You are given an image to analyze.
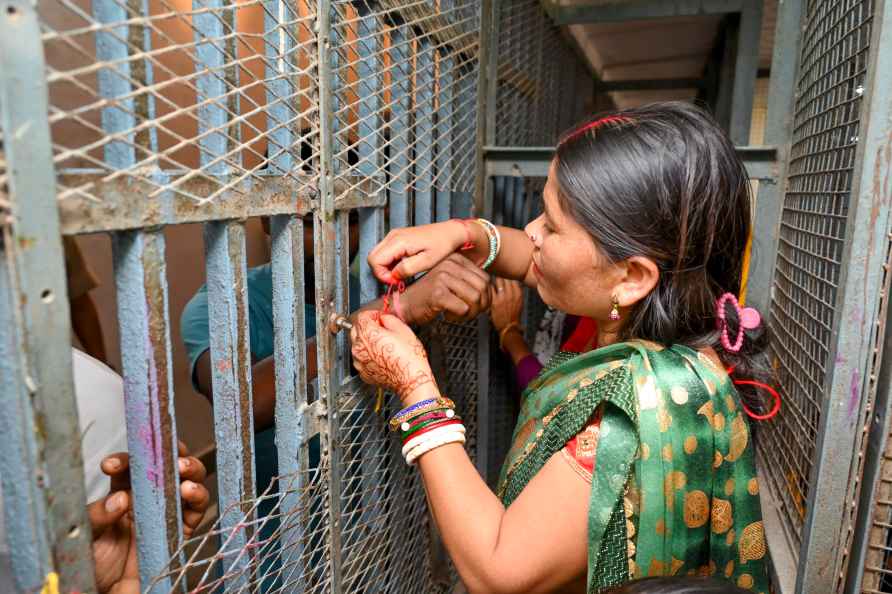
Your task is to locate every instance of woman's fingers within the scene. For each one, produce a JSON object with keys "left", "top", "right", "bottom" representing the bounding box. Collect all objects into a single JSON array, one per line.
[{"left": 368, "top": 233, "right": 418, "bottom": 283}]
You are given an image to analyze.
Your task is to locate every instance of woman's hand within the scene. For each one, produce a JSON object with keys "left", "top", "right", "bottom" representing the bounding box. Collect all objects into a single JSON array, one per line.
[
  {"left": 350, "top": 311, "right": 436, "bottom": 404},
  {"left": 90, "top": 443, "right": 210, "bottom": 594},
  {"left": 489, "top": 277, "right": 524, "bottom": 332},
  {"left": 368, "top": 221, "right": 472, "bottom": 284}
]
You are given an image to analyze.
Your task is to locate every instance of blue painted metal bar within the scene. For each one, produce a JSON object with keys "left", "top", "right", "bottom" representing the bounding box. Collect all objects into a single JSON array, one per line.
[
  {"left": 0, "top": 2, "right": 95, "bottom": 590},
  {"left": 112, "top": 230, "right": 183, "bottom": 589},
  {"left": 356, "top": 5, "right": 384, "bottom": 305},
  {"left": 414, "top": 38, "right": 435, "bottom": 226},
  {"left": 194, "top": 0, "right": 231, "bottom": 175},
  {"left": 388, "top": 24, "right": 412, "bottom": 231},
  {"left": 435, "top": 53, "right": 454, "bottom": 223},
  {"left": 315, "top": 1, "right": 345, "bottom": 590},
  {"left": 263, "top": 0, "right": 297, "bottom": 173},
  {"left": 204, "top": 221, "right": 257, "bottom": 588},
  {"left": 269, "top": 214, "right": 307, "bottom": 590},
  {"left": 0, "top": 238, "right": 54, "bottom": 592},
  {"left": 91, "top": 0, "right": 136, "bottom": 167},
  {"left": 193, "top": 2, "right": 256, "bottom": 585}
]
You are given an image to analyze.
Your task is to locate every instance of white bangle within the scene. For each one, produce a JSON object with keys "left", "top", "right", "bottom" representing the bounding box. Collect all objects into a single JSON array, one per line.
[
  {"left": 401, "top": 424, "right": 466, "bottom": 459},
  {"left": 474, "top": 218, "right": 501, "bottom": 270},
  {"left": 406, "top": 432, "right": 466, "bottom": 465}
]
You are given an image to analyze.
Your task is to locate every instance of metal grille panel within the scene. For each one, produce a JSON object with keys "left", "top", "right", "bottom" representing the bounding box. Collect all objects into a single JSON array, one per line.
[
  {"left": 494, "top": 0, "right": 590, "bottom": 147},
  {"left": 762, "top": 0, "right": 874, "bottom": 548},
  {"left": 40, "top": 0, "right": 320, "bottom": 216}
]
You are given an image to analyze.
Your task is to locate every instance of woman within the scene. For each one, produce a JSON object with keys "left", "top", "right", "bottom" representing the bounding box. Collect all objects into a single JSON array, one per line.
[{"left": 350, "top": 102, "right": 771, "bottom": 593}]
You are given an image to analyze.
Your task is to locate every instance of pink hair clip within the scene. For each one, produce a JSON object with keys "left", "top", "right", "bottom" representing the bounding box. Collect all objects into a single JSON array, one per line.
[{"left": 716, "top": 293, "right": 761, "bottom": 353}]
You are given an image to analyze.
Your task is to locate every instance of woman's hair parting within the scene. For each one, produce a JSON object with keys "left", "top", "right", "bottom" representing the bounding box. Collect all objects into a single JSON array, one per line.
[
  {"left": 604, "top": 576, "right": 753, "bottom": 594},
  {"left": 554, "top": 101, "right": 773, "bottom": 413}
]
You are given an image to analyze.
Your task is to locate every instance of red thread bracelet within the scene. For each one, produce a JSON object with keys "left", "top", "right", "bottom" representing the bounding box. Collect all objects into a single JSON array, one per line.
[{"left": 452, "top": 218, "right": 475, "bottom": 251}]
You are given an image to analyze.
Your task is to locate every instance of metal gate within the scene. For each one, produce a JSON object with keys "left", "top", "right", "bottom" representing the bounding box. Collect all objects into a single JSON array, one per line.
[{"left": 0, "top": 0, "right": 593, "bottom": 592}]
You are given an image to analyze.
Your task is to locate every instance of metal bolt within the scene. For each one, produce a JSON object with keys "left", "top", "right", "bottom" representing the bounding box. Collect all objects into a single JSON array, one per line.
[{"left": 328, "top": 312, "right": 353, "bottom": 334}]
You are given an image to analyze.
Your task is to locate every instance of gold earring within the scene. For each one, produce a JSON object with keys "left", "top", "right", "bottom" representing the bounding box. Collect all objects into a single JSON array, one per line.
[{"left": 609, "top": 295, "right": 620, "bottom": 321}]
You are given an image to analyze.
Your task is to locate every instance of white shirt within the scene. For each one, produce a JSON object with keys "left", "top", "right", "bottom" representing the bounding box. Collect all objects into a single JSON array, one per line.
[{"left": 0, "top": 349, "right": 128, "bottom": 556}]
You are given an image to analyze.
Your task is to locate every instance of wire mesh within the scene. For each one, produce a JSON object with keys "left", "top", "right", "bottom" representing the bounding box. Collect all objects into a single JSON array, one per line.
[
  {"left": 761, "top": 0, "right": 875, "bottom": 551},
  {"left": 39, "top": 0, "right": 319, "bottom": 209},
  {"left": 328, "top": 0, "right": 480, "bottom": 201},
  {"left": 494, "top": 0, "right": 590, "bottom": 147},
  {"left": 335, "top": 388, "right": 444, "bottom": 594},
  {"left": 146, "top": 456, "right": 333, "bottom": 594}
]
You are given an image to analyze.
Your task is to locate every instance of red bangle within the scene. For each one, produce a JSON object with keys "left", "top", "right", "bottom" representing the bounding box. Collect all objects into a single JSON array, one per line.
[{"left": 402, "top": 419, "right": 463, "bottom": 446}]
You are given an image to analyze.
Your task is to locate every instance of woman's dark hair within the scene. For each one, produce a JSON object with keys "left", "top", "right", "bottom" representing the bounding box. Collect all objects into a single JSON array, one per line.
[
  {"left": 604, "top": 576, "right": 752, "bottom": 594},
  {"left": 554, "top": 101, "right": 772, "bottom": 412}
]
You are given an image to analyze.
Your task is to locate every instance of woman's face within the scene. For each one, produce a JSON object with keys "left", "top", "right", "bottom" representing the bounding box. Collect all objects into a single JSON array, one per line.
[{"left": 524, "top": 162, "right": 622, "bottom": 322}]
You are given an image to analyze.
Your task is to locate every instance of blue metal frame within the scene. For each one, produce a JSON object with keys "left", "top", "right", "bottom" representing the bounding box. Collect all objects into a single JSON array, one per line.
[
  {"left": 798, "top": 0, "right": 892, "bottom": 591},
  {"left": 0, "top": 0, "right": 95, "bottom": 589}
]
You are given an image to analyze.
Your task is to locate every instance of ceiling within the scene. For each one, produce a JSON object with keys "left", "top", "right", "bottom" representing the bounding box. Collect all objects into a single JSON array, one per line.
[{"left": 557, "top": 0, "right": 777, "bottom": 108}]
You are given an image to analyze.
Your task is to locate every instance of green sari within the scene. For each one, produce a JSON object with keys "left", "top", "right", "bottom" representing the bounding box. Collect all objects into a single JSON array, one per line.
[{"left": 496, "top": 340, "right": 769, "bottom": 593}]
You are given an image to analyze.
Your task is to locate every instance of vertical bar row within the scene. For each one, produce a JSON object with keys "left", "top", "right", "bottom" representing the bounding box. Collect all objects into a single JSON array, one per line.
[
  {"left": 112, "top": 231, "right": 184, "bottom": 588},
  {"left": 269, "top": 214, "right": 307, "bottom": 589},
  {"left": 0, "top": 2, "right": 96, "bottom": 590},
  {"left": 414, "top": 38, "right": 435, "bottom": 226},
  {"left": 204, "top": 221, "right": 257, "bottom": 587},
  {"left": 315, "top": 1, "right": 345, "bottom": 592},
  {"left": 435, "top": 52, "right": 454, "bottom": 223},
  {"left": 389, "top": 25, "right": 412, "bottom": 231}
]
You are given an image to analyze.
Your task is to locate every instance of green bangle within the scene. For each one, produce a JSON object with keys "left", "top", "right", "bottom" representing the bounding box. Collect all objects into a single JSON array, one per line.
[{"left": 401, "top": 414, "right": 461, "bottom": 441}]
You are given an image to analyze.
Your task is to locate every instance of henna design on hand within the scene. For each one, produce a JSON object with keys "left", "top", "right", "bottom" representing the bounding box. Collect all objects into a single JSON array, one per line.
[{"left": 351, "top": 316, "right": 435, "bottom": 401}]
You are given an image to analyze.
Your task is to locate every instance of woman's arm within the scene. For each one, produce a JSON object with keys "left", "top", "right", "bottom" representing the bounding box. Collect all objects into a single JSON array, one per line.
[
  {"left": 350, "top": 312, "right": 590, "bottom": 594},
  {"left": 368, "top": 220, "right": 537, "bottom": 288},
  {"left": 412, "top": 387, "right": 589, "bottom": 594}
]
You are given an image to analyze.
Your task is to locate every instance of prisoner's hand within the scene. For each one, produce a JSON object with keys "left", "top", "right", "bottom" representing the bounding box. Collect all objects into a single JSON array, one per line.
[
  {"left": 489, "top": 277, "right": 524, "bottom": 331},
  {"left": 90, "top": 444, "right": 210, "bottom": 594},
  {"left": 402, "top": 254, "right": 492, "bottom": 326},
  {"left": 350, "top": 311, "right": 436, "bottom": 404}
]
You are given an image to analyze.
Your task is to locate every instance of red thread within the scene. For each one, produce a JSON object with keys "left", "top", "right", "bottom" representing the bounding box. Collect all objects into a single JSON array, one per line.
[
  {"left": 561, "top": 115, "right": 632, "bottom": 145},
  {"left": 453, "top": 218, "right": 476, "bottom": 251},
  {"left": 378, "top": 279, "right": 406, "bottom": 325}
]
